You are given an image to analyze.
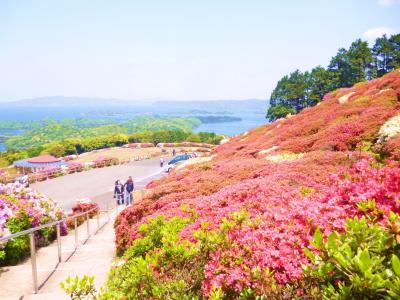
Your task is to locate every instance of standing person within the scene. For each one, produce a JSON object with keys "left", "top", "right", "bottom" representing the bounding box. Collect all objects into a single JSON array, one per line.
[
  {"left": 113, "top": 180, "right": 124, "bottom": 205},
  {"left": 160, "top": 157, "right": 164, "bottom": 168},
  {"left": 172, "top": 148, "right": 176, "bottom": 156},
  {"left": 124, "top": 176, "right": 134, "bottom": 205}
]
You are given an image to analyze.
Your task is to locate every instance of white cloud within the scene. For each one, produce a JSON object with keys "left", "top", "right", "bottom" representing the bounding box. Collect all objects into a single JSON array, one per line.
[
  {"left": 363, "top": 27, "right": 396, "bottom": 40},
  {"left": 377, "top": 0, "right": 400, "bottom": 6}
]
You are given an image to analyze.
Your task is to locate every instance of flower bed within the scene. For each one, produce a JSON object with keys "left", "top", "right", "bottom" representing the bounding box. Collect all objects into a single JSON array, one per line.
[
  {"left": 63, "top": 155, "right": 78, "bottom": 161},
  {"left": 102, "top": 71, "right": 400, "bottom": 299},
  {"left": 93, "top": 157, "right": 119, "bottom": 168},
  {"left": 66, "top": 200, "right": 100, "bottom": 229},
  {"left": 161, "top": 142, "right": 215, "bottom": 148},
  {"left": 0, "top": 169, "right": 14, "bottom": 184},
  {"left": 0, "top": 184, "right": 67, "bottom": 265},
  {"left": 126, "top": 143, "right": 155, "bottom": 149},
  {"left": 67, "top": 162, "right": 84, "bottom": 173}
]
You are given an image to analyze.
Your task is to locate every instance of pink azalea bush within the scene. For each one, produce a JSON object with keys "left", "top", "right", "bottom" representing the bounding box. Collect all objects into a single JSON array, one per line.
[
  {"left": 0, "top": 183, "right": 67, "bottom": 265},
  {"left": 93, "top": 156, "right": 119, "bottom": 168},
  {"left": 67, "top": 162, "right": 84, "bottom": 173},
  {"left": 126, "top": 142, "right": 155, "bottom": 149}
]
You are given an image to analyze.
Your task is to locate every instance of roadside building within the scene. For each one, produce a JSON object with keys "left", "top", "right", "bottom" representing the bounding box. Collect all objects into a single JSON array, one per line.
[{"left": 13, "top": 155, "right": 67, "bottom": 174}]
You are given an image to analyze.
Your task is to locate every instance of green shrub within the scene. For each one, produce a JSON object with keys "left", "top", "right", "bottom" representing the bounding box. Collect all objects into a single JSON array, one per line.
[
  {"left": 304, "top": 214, "right": 400, "bottom": 299},
  {"left": 2, "top": 213, "right": 31, "bottom": 265},
  {"left": 101, "top": 216, "right": 203, "bottom": 299},
  {"left": 60, "top": 275, "right": 97, "bottom": 300}
]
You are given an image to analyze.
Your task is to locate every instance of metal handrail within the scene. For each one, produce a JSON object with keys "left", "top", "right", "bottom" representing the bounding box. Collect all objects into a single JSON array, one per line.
[
  {"left": 0, "top": 206, "right": 99, "bottom": 242},
  {"left": 0, "top": 201, "right": 116, "bottom": 294}
]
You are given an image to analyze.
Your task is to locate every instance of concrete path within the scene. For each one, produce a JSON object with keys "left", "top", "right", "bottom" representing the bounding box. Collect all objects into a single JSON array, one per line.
[
  {"left": 0, "top": 210, "right": 116, "bottom": 300},
  {"left": 31, "top": 157, "right": 169, "bottom": 211}
]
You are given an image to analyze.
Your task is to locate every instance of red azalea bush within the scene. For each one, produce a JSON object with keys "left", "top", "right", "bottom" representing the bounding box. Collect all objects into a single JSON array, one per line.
[
  {"left": 127, "top": 143, "right": 155, "bottom": 148},
  {"left": 110, "top": 70, "right": 400, "bottom": 298},
  {"left": 383, "top": 135, "right": 400, "bottom": 160},
  {"left": 63, "top": 155, "right": 77, "bottom": 161},
  {"left": 161, "top": 142, "right": 215, "bottom": 148},
  {"left": 34, "top": 167, "right": 63, "bottom": 179},
  {"left": 66, "top": 201, "right": 99, "bottom": 229},
  {"left": 93, "top": 157, "right": 119, "bottom": 168},
  {"left": 67, "top": 162, "right": 84, "bottom": 173},
  {"left": 29, "top": 172, "right": 47, "bottom": 183}
]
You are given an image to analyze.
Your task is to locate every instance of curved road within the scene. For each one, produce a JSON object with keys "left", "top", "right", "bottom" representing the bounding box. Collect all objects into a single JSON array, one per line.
[{"left": 31, "top": 157, "right": 169, "bottom": 211}]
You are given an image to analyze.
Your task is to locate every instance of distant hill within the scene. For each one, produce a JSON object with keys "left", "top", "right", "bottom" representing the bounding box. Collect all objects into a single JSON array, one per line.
[
  {"left": 156, "top": 99, "right": 266, "bottom": 110},
  {"left": 2, "top": 96, "right": 266, "bottom": 110},
  {"left": 3, "top": 96, "right": 137, "bottom": 107}
]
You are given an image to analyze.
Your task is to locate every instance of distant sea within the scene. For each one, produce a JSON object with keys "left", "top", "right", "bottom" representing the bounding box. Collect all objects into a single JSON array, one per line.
[{"left": 0, "top": 101, "right": 268, "bottom": 151}]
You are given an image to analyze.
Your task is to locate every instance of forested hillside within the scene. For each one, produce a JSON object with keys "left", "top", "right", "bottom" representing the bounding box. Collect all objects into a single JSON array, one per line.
[
  {"left": 267, "top": 33, "right": 400, "bottom": 121},
  {"left": 0, "top": 116, "right": 223, "bottom": 167},
  {"left": 104, "top": 70, "right": 400, "bottom": 299},
  {"left": 5, "top": 116, "right": 200, "bottom": 150}
]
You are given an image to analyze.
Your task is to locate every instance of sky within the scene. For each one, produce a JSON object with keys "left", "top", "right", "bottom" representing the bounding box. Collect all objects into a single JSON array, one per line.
[{"left": 0, "top": 0, "right": 399, "bottom": 102}]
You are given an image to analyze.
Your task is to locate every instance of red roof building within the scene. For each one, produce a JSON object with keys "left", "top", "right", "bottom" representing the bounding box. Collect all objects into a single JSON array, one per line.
[{"left": 27, "top": 155, "right": 61, "bottom": 164}]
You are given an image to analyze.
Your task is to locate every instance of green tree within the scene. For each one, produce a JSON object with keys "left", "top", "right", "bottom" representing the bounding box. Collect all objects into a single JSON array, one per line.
[
  {"left": 373, "top": 34, "right": 394, "bottom": 76},
  {"left": 128, "top": 131, "right": 153, "bottom": 143},
  {"left": 329, "top": 40, "right": 375, "bottom": 86},
  {"left": 347, "top": 39, "right": 376, "bottom": 81},
  {"left": 267, "top": 33, "right": 400, "bottom": 121},
  {"left": 186, "top": 133, "right": 201, "bottom": 143},
  {"left": 388, "top": 34, "right": 400, "bottom": 71},
  {"left": 266, "top": 70, "right": 308, "bottom": 121},
  {"left": 328, "top": 48, "right": 353, "bottom": 87},
  {"left": 41, "top": 142, "right": 67, "bottom": 157},
  {"left": 305, "top": 66, "right": 338, "bottom": 106},
  {"left": 266, "top": 104, "right": 296, "bottom": 121}
]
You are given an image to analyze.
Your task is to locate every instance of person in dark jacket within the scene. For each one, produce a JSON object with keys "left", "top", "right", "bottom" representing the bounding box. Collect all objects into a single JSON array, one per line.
[
  {"left": 114, "top": 180, "right": 124, "bottom": 205},
  {"left": 160, "top": 157, "right": 164, "bottom": 167},
  {"left": 124, "top": 176, "right": 134, "bottom": 205}
]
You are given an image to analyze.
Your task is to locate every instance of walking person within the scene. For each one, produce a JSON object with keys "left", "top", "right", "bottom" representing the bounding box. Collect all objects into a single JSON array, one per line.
[
  {"left": 113, "top": 180, "right": 124, "bottom": 205},
  {"left": 124, "top": 176, "right": 134, "bottom": 205},
  {"left": 172, "top": 149, "right": 176, "bottom": 156},
  {"left": 160, "top": 157, "right": 164, "bottom": 168}
]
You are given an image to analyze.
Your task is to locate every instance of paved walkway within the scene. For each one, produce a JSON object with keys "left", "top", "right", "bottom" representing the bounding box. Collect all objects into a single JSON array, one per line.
[
  {"left": 0, "top": 208, "right": 116, "bottom": 300},
  {"left": 31, "top": 157, "right": 169, "bottom": 211}
]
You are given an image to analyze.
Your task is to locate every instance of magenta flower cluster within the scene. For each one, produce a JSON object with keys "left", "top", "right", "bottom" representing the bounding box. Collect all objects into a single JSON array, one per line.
[{"left": 0, "top": 183, "right": 67, "bottom": 242}]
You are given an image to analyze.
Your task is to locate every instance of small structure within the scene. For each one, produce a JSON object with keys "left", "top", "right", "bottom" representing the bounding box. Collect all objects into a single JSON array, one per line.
[{"left": 13, "top": 155, "right": 67, "bottom": 174}]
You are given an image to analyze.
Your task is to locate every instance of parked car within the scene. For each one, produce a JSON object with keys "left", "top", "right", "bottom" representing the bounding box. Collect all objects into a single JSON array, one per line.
[
  {"left": 164, "top": 154, "right": 191, "bottom": 173},
  {"left": 15, "top": 175, "right": 29, "bottom": 187},
  {"left": 168, "top": 154, "right": 191, "bottom": 166}
]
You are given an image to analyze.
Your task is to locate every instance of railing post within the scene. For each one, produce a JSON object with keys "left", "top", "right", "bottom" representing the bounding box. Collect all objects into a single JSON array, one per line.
[
  {"left": 97, "top": 210, "right": 100, "bottom": 231},
  {"left": 74, "top": 217, "right": 78, "bottom": 248},
  {"left": 29, "top": 233, "right": 38, "bottom": 294},
  {"left": 107, "top": 202, "right": 110, "bottom": 222},
  {"left": 86, "top": 212, "right": 90, "bottom": 238},
  {"left": 56, "top": 223, "right": 61, "bottom": 263}
]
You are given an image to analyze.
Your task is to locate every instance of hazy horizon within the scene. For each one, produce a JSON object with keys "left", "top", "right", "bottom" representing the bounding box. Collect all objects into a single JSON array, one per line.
[
  {"left": 1, "top": 0, "right": 399, "bottom": 102},
  {"left": 1, "top": 95, "right": 266, "bottom": 105}
]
